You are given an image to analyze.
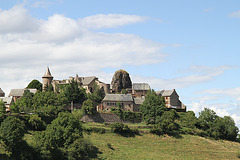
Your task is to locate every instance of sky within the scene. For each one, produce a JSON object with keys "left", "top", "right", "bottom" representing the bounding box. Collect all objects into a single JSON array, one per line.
[{"left": 0, "top": 0, "right": 240, "bottom": 128}]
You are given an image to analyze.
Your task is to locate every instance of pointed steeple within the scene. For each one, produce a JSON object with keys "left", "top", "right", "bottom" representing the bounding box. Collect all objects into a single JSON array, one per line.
[{"left": 42, "top": 67, "right": 53, "bottom": 78}]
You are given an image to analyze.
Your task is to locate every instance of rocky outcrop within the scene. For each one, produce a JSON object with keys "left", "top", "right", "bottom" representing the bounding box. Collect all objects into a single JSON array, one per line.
[{"left": 111, "top": 69, "right": 132, "bottom": 93}]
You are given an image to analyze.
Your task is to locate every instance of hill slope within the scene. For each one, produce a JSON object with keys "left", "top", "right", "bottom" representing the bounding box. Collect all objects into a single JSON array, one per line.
[{"left": 84, "top": 132, "right": 240, "bottom": 160}]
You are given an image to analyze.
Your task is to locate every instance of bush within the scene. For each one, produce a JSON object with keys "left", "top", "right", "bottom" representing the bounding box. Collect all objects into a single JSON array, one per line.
[
  {"left": 28, "top": 114, "right": 46, "bottom": 131},
  {"left": 110, "top": 122, "right": 131, "bottom": 134},
  {"left": 84, "top": 127, "right": 106, "bottom": 134}
]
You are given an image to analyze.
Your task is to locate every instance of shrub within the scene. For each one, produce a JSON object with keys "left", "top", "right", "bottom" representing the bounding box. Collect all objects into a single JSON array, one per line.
[
  {"left": 28, "top": 114, "right": 46, "bottom": 131},
  {"left": 110, "top": 122, "right": 131, "bottom": 134},
  {"left": 85, "top": 127, "right": 106, "bottom": 134}
]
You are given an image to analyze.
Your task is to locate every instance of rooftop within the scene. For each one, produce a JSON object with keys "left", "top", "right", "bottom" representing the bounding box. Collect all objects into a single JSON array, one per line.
[
  {"left": 133, "top": 83, "right": 150, "bottom": 90},
  {"left": 103, "top": 94, "right": 133, "bottom": 102}
]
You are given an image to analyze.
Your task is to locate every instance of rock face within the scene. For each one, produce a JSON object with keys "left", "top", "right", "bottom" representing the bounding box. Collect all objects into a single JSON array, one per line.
[{"left": 111, "top": 69, "right": 132, "bottom": 93}]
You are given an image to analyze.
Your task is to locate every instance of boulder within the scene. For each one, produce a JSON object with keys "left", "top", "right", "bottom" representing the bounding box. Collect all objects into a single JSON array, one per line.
[{"left": 111, "top": 69, "right": 132, "bottom": 93}]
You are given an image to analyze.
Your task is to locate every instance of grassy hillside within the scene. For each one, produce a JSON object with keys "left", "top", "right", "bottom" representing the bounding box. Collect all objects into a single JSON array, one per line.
[{"left": 84, "top": 132, "right": 240, "bottom": 160}]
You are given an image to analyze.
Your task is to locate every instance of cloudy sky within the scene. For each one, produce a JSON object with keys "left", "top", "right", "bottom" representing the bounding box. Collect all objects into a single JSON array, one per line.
[{"left": 0, "top": 0, "right": 240, "bottom": 128}]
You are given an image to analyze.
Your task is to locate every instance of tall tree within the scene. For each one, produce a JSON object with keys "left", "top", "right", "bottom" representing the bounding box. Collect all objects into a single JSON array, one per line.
[
  {"left": 198, "top": 108, "right": 218, "bottom": 130},
  {"left": 26, "top": 79, "right": 42, "bottom": 91},
  {"left": 64, "top": 79, "right": 86, "bottom": 104},
  {"left": 139, "top": 89, "right": 166, "bottom": 124}
]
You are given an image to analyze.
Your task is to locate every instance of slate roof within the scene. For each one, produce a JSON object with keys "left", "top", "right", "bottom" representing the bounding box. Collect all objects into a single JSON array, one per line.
[
  {"left": 156, "top": 89, "right": 175, "bottom": 97},
  {"left": 9, "top": 89, "right": 37, "bottom": 97},
  {"left": 42, "top": 67, "right": 53, "bottom": 78},
  {"left": 0, "top": 97, "right": 13, "bottom": 105},
  {"left": 132, "top": 83, "right": 150, "bottom": 90},
  {"left": 80, "top": 76, "right": 97, "bottom": 85},
  {"left": 133, "top": 97, "right": 145, "bottom": 105},
  {"left": 103, "top": 94, "right": 133, "bottom": 102},
  {"left": 0, "top": 88, "right": 4, "bottom": 94}
]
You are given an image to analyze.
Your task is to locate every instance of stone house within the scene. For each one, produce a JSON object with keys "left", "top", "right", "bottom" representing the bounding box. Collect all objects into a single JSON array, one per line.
[
  {"left": 156, "top": 89, "right": 186, "bottom": 110},
  {"left": 99, "top": 94, "right": 134, "bottom": 111},
  {"left": 9, "top": 88, "right": 37, "bottom": 102},
  {"left": 0, "top": 97, "right": 13, "bottom": 112},
  {"left": 133, "top": 97, "right": 145, "bottom": 112},
  {"left": 132, "top": 83, "right": 150, "bottom": 98},
  {"left": 0, "top": 88, "right": 5, "bottom": 97}
]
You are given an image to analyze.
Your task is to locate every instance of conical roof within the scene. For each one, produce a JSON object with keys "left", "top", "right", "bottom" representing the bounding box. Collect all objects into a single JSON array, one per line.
[{"left": 42, "top": 67, "right": 53, "bottom": 78}]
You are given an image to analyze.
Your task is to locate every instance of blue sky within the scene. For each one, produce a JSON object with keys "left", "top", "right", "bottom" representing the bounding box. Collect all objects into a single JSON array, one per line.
[{"left": 0, "top": 0, "right": 240, "bottom": 128}]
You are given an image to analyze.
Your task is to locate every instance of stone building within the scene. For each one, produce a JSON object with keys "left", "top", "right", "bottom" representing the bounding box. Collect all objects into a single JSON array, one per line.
[
  {"left": 99, "top": 94, "right": 134, "bottom": 111},
  {"left": 132, "top": 83, "right": 150, "bottom": 98},
  {"left": 9, "top": 88, "right": 37, "bottom": 102},
  {"left": 156, "top": 89, "right": 186, "bottom": 110},
  {"left": 0, "top": 88, "right": 5, "bottom": 97}
]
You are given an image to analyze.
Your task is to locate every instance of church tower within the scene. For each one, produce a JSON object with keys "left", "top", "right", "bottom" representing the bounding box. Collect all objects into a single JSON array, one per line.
[{"left": 42, "top": 67, "right": 54, "bottom": 91}]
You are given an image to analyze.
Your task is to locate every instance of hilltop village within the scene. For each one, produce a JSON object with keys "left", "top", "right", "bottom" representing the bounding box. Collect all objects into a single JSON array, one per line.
[{"left": 0, "top": 67, "right": 186, "bottom": 113}]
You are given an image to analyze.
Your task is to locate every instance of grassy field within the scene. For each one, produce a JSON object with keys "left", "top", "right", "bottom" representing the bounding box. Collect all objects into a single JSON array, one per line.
[{"left": 84, "top": 132, "right": 240, "bottom": 160}]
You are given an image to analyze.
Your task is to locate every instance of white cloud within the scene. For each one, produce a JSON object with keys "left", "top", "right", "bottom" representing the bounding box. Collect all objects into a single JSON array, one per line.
[
  {"left": 78, "top": 14, "right": 148, "bottom": 29},
  {"left": 229, "top": 10, "right": 240, "bottom": 18},
  {"left": 0, "top": 5, "right": 39, "bottom": 33}
]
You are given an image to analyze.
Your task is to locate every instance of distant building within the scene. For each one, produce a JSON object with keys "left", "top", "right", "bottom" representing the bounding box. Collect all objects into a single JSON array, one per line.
[
  {"left": 9, "top": 88, "right": 37, "bottom": 102},
  {"left": 42, "top": 67, "right": 54, "bottom": 91},
  {"left": 132, "top": 83, "right": 150, "bottom": 98},
  {"left": 0, "top": 97, "right": 13, "bottom": 112},
  {"left": 156, "top": 89, "right": 186, "bottom": 111},
  {"left": 133, "top": 97, "right": 145, "bottom": 112},
  {"left": 100, "top": 94, "right": 134, "bottom": 111},
  {"left": 0, "top": 88, "right": 5, "bottom": 97}
]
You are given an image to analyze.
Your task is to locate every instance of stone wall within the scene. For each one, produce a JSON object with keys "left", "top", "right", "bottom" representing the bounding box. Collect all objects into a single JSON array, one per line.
[{"left": 81, "top": 113, "right": 126, "bottom": 123}]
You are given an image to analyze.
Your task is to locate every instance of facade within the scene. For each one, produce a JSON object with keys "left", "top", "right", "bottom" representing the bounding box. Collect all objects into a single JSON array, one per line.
[
  {"left": 0, "top": 97, "right": 13, "bottom": 112},
  {"left": 133, "top": 97, "right": 145, "bottom": 112},
  {"left": 132, "top": 83, "right": 150, "bottom": 98},
  {"left": 100, "top": 94, "right": 134, "bottom": 111},
  {"left": 156, "top": 89, "right": 186, "bottom": 110},
  {"left": 9, "top": 88, "right": 37, "bottom": 102},
  {"left": 0, "top": 88, "right": 5, "bottom": 97}
]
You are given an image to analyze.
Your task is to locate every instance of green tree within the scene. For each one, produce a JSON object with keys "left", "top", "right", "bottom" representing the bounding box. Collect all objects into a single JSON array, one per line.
[
  {"left": 27, "top": 79, "right": 42, "bottom": 91},
  {"left": 139, "top": 89, "right": 166, "bottom": 124},
  {"left": 211, "top": 116, "right": 239, "bottom": 141},
  {"left": 198, "top": 108, "right": 218, "bottom": 130},
  {"left": 87, "top": 82, "right": 105, "bottom": 105},
  {"left": 28, "top": 114, "right": 46, "bottom": 131},
  {"left": 0, "top": 116, "right": 25, "bottom": 159},
  {"left": 0, "top": 99, "right": 6, "bottom": 114},
  {"left": 179, "top": 111, "right": 200, "bottom": 128},
  {"left": 81, "top": 99, "right": 95, "bottom": 115},
  {"left": 35, "top": 112, "right": 83, "bottom": 159},
  {"left": 64, "top": 79, "right": 86, "bottom": 104}
]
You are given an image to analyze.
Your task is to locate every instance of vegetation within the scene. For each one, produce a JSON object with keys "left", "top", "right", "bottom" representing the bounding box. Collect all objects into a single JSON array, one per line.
[
  {"left": 139, "top": 89, "right": 166, "bottom": 124},
  {"left": 26, "top": 79, "right": 42, "bottom": 91}
]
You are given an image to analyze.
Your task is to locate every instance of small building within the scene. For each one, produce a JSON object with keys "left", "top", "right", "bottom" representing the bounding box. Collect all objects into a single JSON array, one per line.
[
  {"left": 0, "top": 97, "right": 13, "bottom": 112},
  {"left": 133, "top": 97, "right": 145, "bottom": 112},
  {"left": 0, "top": 88, "right": 5, "bottom": 97},
  {"left": 132, "top": 83, "right": 150, "bottom": 98},
  {"left": 100, "top": 94, "right": 134, "bottom": 111},
  {"left": 9, "top": 88, "right": 37, "bottom": 102},
  {"left": 156, "top": 89, "right": 186, "bottom": 111}
]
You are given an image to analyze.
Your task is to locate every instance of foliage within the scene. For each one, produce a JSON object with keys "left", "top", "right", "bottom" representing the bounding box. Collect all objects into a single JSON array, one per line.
[
  {"left": 87, "top": 82, "right": 105, "bottom": 105},
  {"left": 28, "top": 114, "right": 46, "bottom": 131},
  {"left": 26, "top": 79, "right": 42, "bottom": 91},
  {"left": 32, "top": 91, "right": 68, "bottom": 117},
  {"left": 211, "top": 116, "right": 239, "bottom": 141},
  {"left": 72, "top": 109, "right": 84, "bottom": 120},
  {"left": 84, "top": 127, "right": 106, "bottom": 134},
  {"left": 0, "top": 100, "right": 6, "bottom": 115},
  {"left": 139, "top": 89, "right": 166, "bottom": 124},
  {"left": 198, "top": 108, "right": 218, "bottom": 130},
  {"left": 121, "top": 89, "right": 127, "bottom": 94},
  {"left": 0, "top": 116, "right": 26, "bottom": 159},
  {"left": 35, "top": 112, "right": 84, "bottom": 159},
  {"left": 67, "top": 138, "right": 99, "bottom": 160},
  {"left": 64, "top": 79, "right": 86, "bottom": 104},
  {"left": 81, "top": 99, "right": 95, "bottom": 115},
  {"left": 110, "top": 122, "right": 132, "bottom": 134},
  {"left": 178, "top": 111, "right": 200, "bottom": 128},
  {"left": 150, "top": 110, "right": 180, "bottom": 135}
]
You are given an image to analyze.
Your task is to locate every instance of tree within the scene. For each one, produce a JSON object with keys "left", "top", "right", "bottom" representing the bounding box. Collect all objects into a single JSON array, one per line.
[
  {"left": 211, "top": 116, "right": 239, "bottom": 141},
  {"left": 198, "top": 108, "right": 218, "bottom": 130},
  {"left": 87, "top": 82, "right": 105, "bottom": 105},
  {"left": 139, "top": 89, "right": 166, "bottom": 124},
  {"left": 35, "top": 112, "right": 83, "bottom": 159},
  {"left": 179, "top": 111, "right": 200, "bottom": 128},
  {"left": 81, "top": 99, "right": 95, "bottom": 115},
  {"left": 64, "top": 79, "right": 86, "bottom": 104},
  {"left": 0, "top": 99, "right": 6, "bottom": 115},
  {"left": 0, "top": 116, "right": 25, "bottom": 159},
  {"left": 26, "top": 79, "right": 42, "bottom": 91}
]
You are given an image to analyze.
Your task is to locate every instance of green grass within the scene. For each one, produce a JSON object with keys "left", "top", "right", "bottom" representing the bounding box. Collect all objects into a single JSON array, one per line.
[{"left": 84, "top": 132, "right": 240, "bottom": 160}]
